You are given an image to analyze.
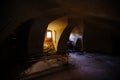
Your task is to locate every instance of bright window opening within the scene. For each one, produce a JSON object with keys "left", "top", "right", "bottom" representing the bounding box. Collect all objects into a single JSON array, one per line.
[{"left": 47, "top": 31, "right": 52, "bottom": 38}]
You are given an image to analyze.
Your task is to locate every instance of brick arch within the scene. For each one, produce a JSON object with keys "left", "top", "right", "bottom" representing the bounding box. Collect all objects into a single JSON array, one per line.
[
  {"left": 28, "top": 15, "right": 67, "bottom": 56},
  {"left": 57, "top": 19, "right": 79, "bottom": 53}
]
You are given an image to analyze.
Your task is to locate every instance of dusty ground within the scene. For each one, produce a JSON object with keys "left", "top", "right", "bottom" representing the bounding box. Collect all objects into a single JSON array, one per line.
[{"left": 21, "top": 52, "right": 120, "bottom": 80}]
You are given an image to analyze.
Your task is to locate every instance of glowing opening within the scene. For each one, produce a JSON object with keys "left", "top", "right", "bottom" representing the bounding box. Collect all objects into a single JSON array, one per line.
[{"left": 47, "top": 31, "right": 52, "bottom": 38}]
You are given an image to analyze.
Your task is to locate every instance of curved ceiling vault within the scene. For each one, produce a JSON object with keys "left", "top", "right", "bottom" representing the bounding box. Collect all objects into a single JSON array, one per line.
[{"left": 0, "top": 0, "right": 120, "bottom": 46}]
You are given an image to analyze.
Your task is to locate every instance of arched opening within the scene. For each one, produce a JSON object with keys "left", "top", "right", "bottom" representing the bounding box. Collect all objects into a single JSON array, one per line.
[
  {"left": 43, "top": 17, "right": 68, "bottom": 55},
  {"left": 57, "top": 19, "right": 84, "bottom": 54},
  {"left": 69, "top": 26, "right": 83, "bottom": 52}
]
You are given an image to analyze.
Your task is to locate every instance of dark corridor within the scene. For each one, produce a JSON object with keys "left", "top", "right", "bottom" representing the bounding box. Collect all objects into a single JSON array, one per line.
[{"left": 0, "top": 0, "right": 120, "bottom": 80}]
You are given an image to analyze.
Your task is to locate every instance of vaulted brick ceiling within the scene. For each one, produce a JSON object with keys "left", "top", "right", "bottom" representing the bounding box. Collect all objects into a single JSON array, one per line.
[{"left": 0, "top": 0, "right": 120, "bottom": 44}]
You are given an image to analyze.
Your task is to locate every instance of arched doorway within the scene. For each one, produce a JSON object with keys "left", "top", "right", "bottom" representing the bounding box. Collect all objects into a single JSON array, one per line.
[
  {"left": 57, "top": 19, "right": 84, "bottom": 53},
  {"left": 43, "top": 16, "right": 68, "bottom": 55},
  {"left": 69, "top": 27, "right": 83, "bottom": 52}
]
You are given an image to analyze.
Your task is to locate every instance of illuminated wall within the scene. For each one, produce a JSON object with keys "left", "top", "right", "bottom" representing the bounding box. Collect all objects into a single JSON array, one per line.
[
  {"left": 69, "top": 27, "right": 83, "bottom": 46},
  {"left": 69, "top": 20, "right": 84, "bottom": 51},
  {"left": 47, "top": 17, "right": 68, "bottom": 51}
]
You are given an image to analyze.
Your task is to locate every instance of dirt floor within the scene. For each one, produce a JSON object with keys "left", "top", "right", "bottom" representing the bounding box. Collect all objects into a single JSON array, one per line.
[{"left": 21, "top": 52, "right": 120, "bottom": 80}]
